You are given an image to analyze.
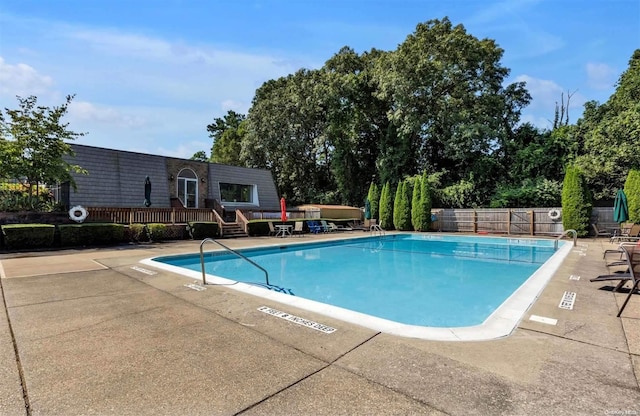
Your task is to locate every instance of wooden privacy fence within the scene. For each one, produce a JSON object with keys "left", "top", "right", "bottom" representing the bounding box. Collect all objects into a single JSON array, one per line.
[{"left": 432, "top": 207, "right": 615, "bottom": 236}]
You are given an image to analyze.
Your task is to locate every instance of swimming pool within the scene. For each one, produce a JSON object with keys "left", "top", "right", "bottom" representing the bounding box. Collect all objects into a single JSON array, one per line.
[{"left": 142, "top": 234, "right": 571, "bottom": 341}]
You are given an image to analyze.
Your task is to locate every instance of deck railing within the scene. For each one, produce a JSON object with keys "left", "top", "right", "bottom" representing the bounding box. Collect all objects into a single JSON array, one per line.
[{"left": 87, "top": 207, "right": 217, "bottom": 225}]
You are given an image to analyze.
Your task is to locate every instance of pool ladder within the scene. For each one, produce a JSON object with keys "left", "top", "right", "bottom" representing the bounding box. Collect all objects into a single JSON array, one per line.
[
  {"left": 199, "top": 238, "right": 270, "bottom": 286},
  {"left": 554, "top": 229, "right": 577, "bottom": 249},
  {"left": 370, "top": 224, "right": 385, "bottom": 237}
]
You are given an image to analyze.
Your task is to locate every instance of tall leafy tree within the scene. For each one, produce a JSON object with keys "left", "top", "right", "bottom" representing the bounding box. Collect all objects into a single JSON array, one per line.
[
  {"left": 242, "top": 70, "right": 332, "bottom": 204},
  {"left": 0, "top": 95, "right": 86, "bottom": 194},
  {"left": 323, "top": 47, "right": 391, "bottom": 205},
  {"left": 574, "top": 49, "right": 640, "bottom": 200},
  {"left": 373, "top": 17, "right": 530, "bottom": 200}
]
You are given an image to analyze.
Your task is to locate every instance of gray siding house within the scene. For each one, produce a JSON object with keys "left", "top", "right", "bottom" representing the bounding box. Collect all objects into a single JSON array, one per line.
[{"left": 61, "top": 144, "right": 281, "bottom": 211}]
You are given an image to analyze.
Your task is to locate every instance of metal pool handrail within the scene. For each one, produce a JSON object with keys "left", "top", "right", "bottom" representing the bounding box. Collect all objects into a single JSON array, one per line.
[
  {"left": 554, "top": 229, "right": 577, "bottom": 249},
  {"left": 199, "top": 238, "right": 270, "bottom": 286}
]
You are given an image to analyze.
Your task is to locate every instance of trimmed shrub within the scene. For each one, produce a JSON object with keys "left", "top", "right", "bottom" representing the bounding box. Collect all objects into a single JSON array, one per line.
[
  {"left": 147, "top": 223, "right": 167, "bottom": 241},
  {"left": 1, "top": 224, "right": 55, "bottom": 249},
  {"left": 187, "top": 222, "right": 220, "bottom": 239},
  {"left": 366, "top": 182, "right": 380, "bottom": 220},
  {"left": 129, "top": 223, "right": 149, "bottom": 242},
  {"left": 624, "top": 169, "right": 640, "bottom": 223},
  {"left": 561, "top": 166, "right": 592, "bottom": 237},
  {"left": 59, "top": 223, "right": 126, "bottom": 246}
]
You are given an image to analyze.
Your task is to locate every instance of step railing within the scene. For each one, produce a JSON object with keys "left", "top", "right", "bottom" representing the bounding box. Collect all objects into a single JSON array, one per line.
[
  {"left": 554, "top": 229, "right": 577, "bottom": 249},
  {"left": 370, "top": 224, "right": 386, "bottom": 237},
  {"left": 199, "top": 238, "right": 269, "bottom": 286}
]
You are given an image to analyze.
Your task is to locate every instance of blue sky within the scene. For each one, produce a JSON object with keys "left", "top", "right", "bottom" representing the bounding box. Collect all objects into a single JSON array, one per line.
[{"left": 0, "top": 0, "right": 638, "bottom": 159}]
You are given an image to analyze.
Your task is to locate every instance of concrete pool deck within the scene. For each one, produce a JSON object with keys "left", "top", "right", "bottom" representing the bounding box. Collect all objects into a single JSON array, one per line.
[{"left": 0, "top": 233, "right": 638, "bottom": 415}]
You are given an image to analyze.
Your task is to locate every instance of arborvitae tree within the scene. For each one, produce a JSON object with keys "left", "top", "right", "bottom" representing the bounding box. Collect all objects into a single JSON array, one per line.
[
  {"left": 411, "top": 175, "right": 422, "bottom": 231},
  {"left": 367, "top": 182, "right": 380, "bottom": 220},
  {"left": 379, "top": 182, "right": 394, "bottom": 229},
  {"left": 561, "top": 166, "right": 592, "bottom": 237},
  {"left": 393, "top": 181, "right": 403, "bottom": 229},
  {"left": 393, "top": 180, "right": 411, "bottom": 230},
  {"left": 418, "top": 170, "right": 433, "bottom": 231},
  {"left": 624, "top": 169, "right": 640, "bottom": 223}
]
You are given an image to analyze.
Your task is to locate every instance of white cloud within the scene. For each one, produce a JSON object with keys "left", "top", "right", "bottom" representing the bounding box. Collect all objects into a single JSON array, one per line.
[
  {"left": 69, "top": 100, "right": 147, "bottom": 128},
  {"left": 221, "top": 99, "right": 248, "bottom": 113},
  {"left": 0, "top": 56, "right": 54, "bottom": 97},
  {"left": 519, "top": 113, "right": 553, "bottom": 129},
  {"left": 515, "top": 74, "right": 586, "bottom": 113},
  {"left": 586, "top": 62, "right": 616, "bottom": 90},
  {"left": 155, "top": 141, "right": 211, "bottom": 160},
  {"left": 514, "top": 74, "right": 591, "bottom": 127},
  {"left": 515, "top": 75, "right": 563, "bottom": 110}
]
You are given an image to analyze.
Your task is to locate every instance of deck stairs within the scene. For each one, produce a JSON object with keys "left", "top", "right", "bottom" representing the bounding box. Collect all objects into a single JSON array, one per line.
[{"left": 220, "top": 223, "right": 248, "bottom": 238}]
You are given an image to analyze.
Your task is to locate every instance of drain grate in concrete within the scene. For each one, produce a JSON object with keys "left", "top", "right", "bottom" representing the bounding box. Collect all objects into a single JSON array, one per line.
[{"left": 559, "top": 291, "right": 576, "bottom": 310}]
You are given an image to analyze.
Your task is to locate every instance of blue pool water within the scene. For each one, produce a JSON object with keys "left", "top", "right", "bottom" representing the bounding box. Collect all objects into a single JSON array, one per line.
[{"left": 148, "top": 234, "right": 567, "bottom": 331}]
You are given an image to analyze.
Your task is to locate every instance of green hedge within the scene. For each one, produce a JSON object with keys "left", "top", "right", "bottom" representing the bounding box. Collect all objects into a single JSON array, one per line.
[
  {"left": 1, "top": 224, "right": 55, "bottom": 249},
  {"left": 129, "top": 223, "right": 148, "bottom": 242},
  {"left": 59, "top": 223, "right": 126, "bottom": 246},
  {"left": 187, "top": 222, "right": 220, "bottom": 239}
]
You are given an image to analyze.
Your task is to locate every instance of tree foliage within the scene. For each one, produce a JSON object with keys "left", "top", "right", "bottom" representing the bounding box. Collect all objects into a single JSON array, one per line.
[
  {"left": 574, "top": 50, "right": 640, "bottom": 200},
  {"left": 561, "top": 166, "right": 592, "bottom": 237},
  {"left": 190, "top": 150, "right": 208, "bottom": 162},
  {"left": 208, "top": 110, "right": 246, "bottom": 166},
  {"left": 0, "top": 95, "right": 86, "bottom": 194},
  {"left": 204, "top": 18, "right": 637, "bottom": 212},
  {"left": 373, "top": 18, "right": 530, "bottom": 198},
  {"left": 624, "top": 169, "right": 640, "bottom": 223}
]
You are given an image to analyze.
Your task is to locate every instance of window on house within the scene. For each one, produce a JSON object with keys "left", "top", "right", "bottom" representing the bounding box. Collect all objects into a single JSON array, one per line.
[
  {"left": 177, "top": 169, "right": 198, "bottom": 208},
  {"left": 219, "top": 183, "right": 254, "bottom": 203}
]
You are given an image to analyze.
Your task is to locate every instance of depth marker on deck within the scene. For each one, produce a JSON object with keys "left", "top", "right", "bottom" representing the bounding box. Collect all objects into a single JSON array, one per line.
[
  {"left": 184, "top": 283, "right": 206, "bottom": 291},
  {"left": 529, "top": 315, "right": 558, "bottom": 325},
  {"left": 258, "top": 306, "right": 336, "bottom": 334},
  {"left": 569, "top": 274, "right": 581, "bottom": 280},
  {"left": 131, "top": 266, "right": 157, "bottom": 275}
]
